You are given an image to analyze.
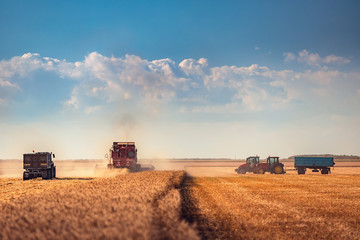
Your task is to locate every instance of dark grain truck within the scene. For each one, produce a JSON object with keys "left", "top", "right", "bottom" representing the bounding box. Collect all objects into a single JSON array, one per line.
[
  {"left": 295, "top": 157, "right": 335, "bottom": 175},
  {"left": 23, "top": 152, "right": 56, "bottom": 180}
]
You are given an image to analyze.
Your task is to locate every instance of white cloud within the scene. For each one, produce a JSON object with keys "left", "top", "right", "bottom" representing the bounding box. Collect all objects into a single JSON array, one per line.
[
  {"left": 179, "top": 58, "right": 208, "bottom": 76},
  {"left": 284, "top": 49, "right": 350, "bottom": 68},
  {"left": 324, "top": 55, "right": 350, "bottom": 65},
  {"left": 0, "top": 51, "right": 359, "bottom": 115},
  {"left": 65, "top": 95, "right": 79, "bottom": 110},
  {"left": 254, "top": 46, "right": 260, "bottom": 51}
]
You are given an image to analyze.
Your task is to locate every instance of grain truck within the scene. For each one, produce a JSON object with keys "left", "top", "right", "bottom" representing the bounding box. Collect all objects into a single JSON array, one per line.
[
  {"left": 295, "top": 157, "right": 335, "bottom": 174},
  {"left": 23, "top": 152, "right": 56, "bottom": 180}
]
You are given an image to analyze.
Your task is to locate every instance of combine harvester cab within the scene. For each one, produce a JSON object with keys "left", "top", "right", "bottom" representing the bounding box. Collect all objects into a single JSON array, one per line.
[
  {"left": 107, "top": 142, "right": 154, "bottom": 172},
  {"left": 254, "top": 156, "right": 286, "bottom": 174},
  {"left": 235, "top": 156, "right": 260, "bottom": 174},
  {"left": 23, "top": 152, "right": 56, "bottom": 180}
]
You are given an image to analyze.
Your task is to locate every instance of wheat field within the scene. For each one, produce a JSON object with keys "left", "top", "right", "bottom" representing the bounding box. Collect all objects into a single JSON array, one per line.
[
  {"left": 182, "top": 174, "right": 360, "bottom": 239},
  {"left": 0, "top": 171, "right": 199, "bottom": 240},
  {"left": 1, "top": 162, "right": 360, "bottom": 240}
]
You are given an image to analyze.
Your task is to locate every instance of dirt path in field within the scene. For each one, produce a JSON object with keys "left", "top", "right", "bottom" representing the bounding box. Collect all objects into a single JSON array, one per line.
[
  {"left": 181, "top": 175, "right": 360, "bottom": 240},
  {"left": 0, "top": 171, "right": 200, "bottom": 240}
]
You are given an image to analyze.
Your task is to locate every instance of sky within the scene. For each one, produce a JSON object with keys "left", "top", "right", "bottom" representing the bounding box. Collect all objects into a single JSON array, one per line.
[{"left": 0, "top": 0, "right": 360, "bottom": 159}]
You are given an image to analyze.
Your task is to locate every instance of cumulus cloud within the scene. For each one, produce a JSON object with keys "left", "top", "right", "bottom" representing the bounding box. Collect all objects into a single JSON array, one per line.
[
  {"left": 179, "top": 58, "right": 208, "bottom": 76},
  {"left": 0, "top": 51, "right": 358, "bottom": 115},
  {"left": 284, "top": 49, "right": 350, "bottom": 68}
]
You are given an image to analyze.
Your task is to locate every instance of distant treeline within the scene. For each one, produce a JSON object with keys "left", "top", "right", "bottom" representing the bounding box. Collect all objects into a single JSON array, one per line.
[{"left": 288, "top": 154, "right": 360, "bottom": 159}]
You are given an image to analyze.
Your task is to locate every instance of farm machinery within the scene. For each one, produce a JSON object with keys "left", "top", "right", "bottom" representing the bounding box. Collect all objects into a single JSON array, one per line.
[
  {"left": 23, "top": 152, "right": 56, "bottom": 180},
  {"left": 254, "top": 156, "right": 285, "bottom": 174},
  {"left": 235, "top": 156, "right": 260, "bottom": 174},
  {"left": 294, "top": 157, "right": 334, "bottom": 174},
  {"left": 235, "top": 156, "right": 285, "bottom": 174},
  {"left": 106, "top": 142, "right": 154, "bottom": 172}
]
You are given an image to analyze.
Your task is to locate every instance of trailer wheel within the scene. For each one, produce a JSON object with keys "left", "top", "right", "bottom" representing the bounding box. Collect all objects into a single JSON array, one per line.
[
  {"left": 321, "top": 168, "right": 329, "bottom": 174},
  {"left": 298, "top": 168, "right": 306, "bottom": 175}
]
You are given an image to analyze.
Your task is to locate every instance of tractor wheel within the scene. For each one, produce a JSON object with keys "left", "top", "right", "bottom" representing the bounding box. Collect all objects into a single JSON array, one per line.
[
  {"left": 258, "top": 168, "right": 265, "bottom": 174},
  {"left": 238, "top": 169, "right": 246, "bottom": 174},
  {"left": 274, "top": 166, "right": 284, "bottom": 174}
]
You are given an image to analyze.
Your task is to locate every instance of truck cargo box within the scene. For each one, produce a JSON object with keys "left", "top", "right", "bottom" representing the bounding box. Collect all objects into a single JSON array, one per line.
[
  {"left": 23, "top": 152, "right": 56, "bottom": 180},
  {"left": 24, "top": 152, "right": 52, "bottom": 169},
  {"left": 294, "top": 157, "right": 334, "bottom": 167}
]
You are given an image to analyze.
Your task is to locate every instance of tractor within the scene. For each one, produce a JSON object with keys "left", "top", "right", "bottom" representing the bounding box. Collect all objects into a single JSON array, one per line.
[
  {"left": 235, "top": 156, "right": 260, "bottom": 174},
  {"left": 254, "top": 156, "right": 285, "bottom": 174}
]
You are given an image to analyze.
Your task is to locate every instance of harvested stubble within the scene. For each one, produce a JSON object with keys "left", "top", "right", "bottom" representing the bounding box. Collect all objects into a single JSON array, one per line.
[
  {"left": 182, "top": 174, "right": 360, "bottom": 240},
  {"left": 0, "top": 171, "right": 199, "bottom": 240}
]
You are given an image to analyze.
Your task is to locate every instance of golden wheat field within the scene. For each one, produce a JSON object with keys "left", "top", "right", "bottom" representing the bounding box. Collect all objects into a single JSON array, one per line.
[
  {"left": 182, "top": 174, "right": 360, "bottom": 240},
  {"left": 0, "top": 171, "right": 199, "bottom": 240},
  {"left": 1, "top": 160, "right": 360, "bottom": 240}
]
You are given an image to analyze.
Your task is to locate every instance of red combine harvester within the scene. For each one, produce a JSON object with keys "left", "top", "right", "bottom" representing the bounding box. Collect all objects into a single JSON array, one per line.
[{"left": 107, "top": 142, "right": 154, "bottom": 172}]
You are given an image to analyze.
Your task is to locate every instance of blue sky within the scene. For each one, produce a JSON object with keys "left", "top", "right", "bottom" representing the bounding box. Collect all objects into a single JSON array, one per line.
[{"left": 0, "top": 0, "right": 360, "bottom": 159}]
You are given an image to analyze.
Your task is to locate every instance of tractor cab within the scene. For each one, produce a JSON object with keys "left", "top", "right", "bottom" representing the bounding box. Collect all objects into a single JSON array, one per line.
[
  {"left": 267, "top": 156, "right": 280, "bottom": 165},
  {"left": 235, "top": 156, "right": 260, "bottom": 174},
  {"left": 265, "top": 156, "right": 285, "bottom": 174},
  {"left": 246, "top": 156, "right": 260, "bottom": 167}
]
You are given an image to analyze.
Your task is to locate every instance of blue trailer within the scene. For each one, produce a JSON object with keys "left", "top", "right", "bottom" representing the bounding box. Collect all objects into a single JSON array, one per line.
[{"left": 294, "top": 157, "right": 335, "bottom": 175}]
